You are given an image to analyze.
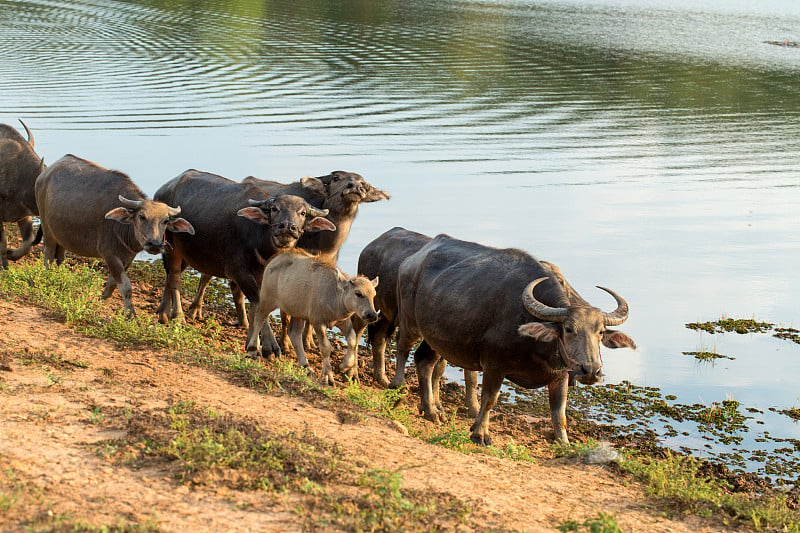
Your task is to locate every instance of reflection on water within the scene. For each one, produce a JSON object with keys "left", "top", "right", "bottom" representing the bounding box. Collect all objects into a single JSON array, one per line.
[{"left": 2, "top": 0, "right": 800, "bottom": 479}]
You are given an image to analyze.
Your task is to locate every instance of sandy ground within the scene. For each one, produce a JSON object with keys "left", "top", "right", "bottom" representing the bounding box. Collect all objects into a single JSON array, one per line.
[{"left": 0, "top": 299, "right": 741, "bottom": 532}]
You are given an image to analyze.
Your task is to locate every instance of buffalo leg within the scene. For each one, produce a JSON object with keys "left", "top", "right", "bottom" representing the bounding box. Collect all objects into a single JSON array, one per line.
[
  {"left": 287, "top": 317, "right": 308, "bottom": 367},
  {"left": 367, "top": 316, "right": 395, "bottom": 387},
  {"left": 429, "top": 349, "right": 447, "bottom": 415},
  {"left": 42, "top": 231, "right": 58, "bottom": 268},
  {"left": 157, "top": 253, "right": 185, "bottom": 323},
  {"left": 6, "top": 216, "right": 36, "bottom": 263},
  {"left": 414, "top": 342, "right": 445, "bottom": 423},
  {"left": 313, "top": 323, "right": 336, "bottom": 387},
  {"left": 186, "top": 273, "right": 213, "bottom": 321},
  {"left": 394, "top": 323, "right": 420, "bottom": 393},
  {"left": 548, "top": 372, "right": 570, "bottom": 444},
  {"left": 230, "top": 281, "right": 248, "bottom": 329},
  {"left": 246, "top": 298, "right": 280, "bottom": 360},
  {"left": 0, "top": 223, "right": 7, "bottom": 269},
  {"left": 463, "top": 370, "right": 480, "bottom": 418},
  {"left": 336, "top": 319, "right": 360, "bottom": 381},
  {"left": 105, "top": 256, "right": 135, "bottom": 317},
  {"left": 339, "top": 316, "right": 364, "bottom": 381},
  {"left": 388, "top": 328, "right": 411, "bottom": 389},
  {"left": 279, "top": 311, "right": 292, "bottom": 354},
  {"left": 101, "top": 276, "right": 116, "bottom": 299},
  {"left": 303, "top": 322, "right": 316, "bottom": 350},
  {"left": 469, "top": 366, "right": 504, "bottom": 446}
]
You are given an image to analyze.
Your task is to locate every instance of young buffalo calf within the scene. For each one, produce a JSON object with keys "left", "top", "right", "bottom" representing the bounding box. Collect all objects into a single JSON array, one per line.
[{"left": 246, "top": 250, "right": 379, "bottom": 386}]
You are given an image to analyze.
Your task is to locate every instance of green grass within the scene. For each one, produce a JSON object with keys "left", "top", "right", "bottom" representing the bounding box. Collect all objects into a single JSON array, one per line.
[
  {"left": 619, "top": 450, "right": 800, "bottom": 531},
  {"left": 4, "top": 258, "right": 800, "bottom": 531},
  {"left": 557, "top": 512, "right": 622, "bottom": 533}
]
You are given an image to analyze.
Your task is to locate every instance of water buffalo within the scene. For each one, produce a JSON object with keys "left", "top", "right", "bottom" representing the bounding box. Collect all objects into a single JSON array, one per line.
[
  {"left": 246, "top": 249, "right": 379, "bottom": 386},
  {"left": 395, "top": 232, "right": 636, "bottom": 445},
  {"left": 343, "top": 227, "right": 432, "bottom": 386},
  {"left": 153, "top": 170, "right": 335, "bottom": 342},
  {"left": 34, "top": 154, "right": 195, "bottom": 316},
  {"left": 189, "top": 171, "right": 389, "bottom": 333},
  {"left": 0, "top": 120, "right": 46, "bottom": 267}
]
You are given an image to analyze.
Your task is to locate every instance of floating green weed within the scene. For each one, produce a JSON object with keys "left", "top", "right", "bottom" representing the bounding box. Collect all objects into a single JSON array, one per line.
[
  {"left": 686, "top": 317, "right": 800, "bottom": 345},
  {"left": 686, "top": 318, "right": 774, "bottom": 335},
  {"left": 777, "top": 408, "right": 800, "bottom": 421},
  {"left": 682, "top": 350, "right": 733, "bottom": 361}
]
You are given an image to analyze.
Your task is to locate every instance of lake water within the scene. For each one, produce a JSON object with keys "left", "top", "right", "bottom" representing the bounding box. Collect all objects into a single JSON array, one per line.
[{"left": 2, "top": 0, "right": 799, "bottom": 482}]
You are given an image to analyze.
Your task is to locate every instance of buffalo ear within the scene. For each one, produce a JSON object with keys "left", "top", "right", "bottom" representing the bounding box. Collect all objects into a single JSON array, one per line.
[
  {"left": 304, "top": 216, "right": 336, "bottom": 232},
  {"left": 518, "top": 322, "right": 559, "bottom": 343},
  {"left": 371, "top": 276, "right": 379, "bottom": 288},
  {"left": 167, "top": 217, "right": 195, "bottom": 235},
  {"left": 602, "top": 330, "right": 637, "bottom": 350},
  {"left": 300, "top": 176, "right": 326, "bottom": 195},
  {"left": 237, "top": 207, "right": 271, "bottom": 224},
  {"left": 363, "top": 186, "right": 390, "bottom": 203},
  {"left": 104, "top": 207, "right": 133, "bottom": 224}
]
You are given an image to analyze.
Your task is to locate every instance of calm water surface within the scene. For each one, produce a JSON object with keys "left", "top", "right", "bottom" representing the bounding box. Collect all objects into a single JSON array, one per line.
[{"left": 2, "top": 0, "right": 799, "bottom": 481}]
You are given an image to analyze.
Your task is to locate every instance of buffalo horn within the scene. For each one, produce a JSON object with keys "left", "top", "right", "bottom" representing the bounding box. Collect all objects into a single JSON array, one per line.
[
  {"left": 118, "top": 195, "right": 143, "bottom": 208},
  {"left": 248, "top": 197, "right": 274, "bottom": 207},
  {"left": 167, "top": 205, "right": 182, "bottom": 217},
  {"left": 19, "top": 119, "right": 33, "bottom": 148},
  {"left": 307, "top": 206, "right": 329, "bottom": 218},
  {"left": 597, "top": 286, "right": 629, "bottom": 326},
  {"left": 522, "top": 277, "right": 568, "bottom": 321}
]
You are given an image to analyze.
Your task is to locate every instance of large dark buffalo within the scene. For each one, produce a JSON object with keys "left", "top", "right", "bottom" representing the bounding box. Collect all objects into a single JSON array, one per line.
[
  {"left": 0, "top": 120, "right": 46, "bottom": 267},
  {"left": 395, "top": 232, "right": 636, "bottom": 445},
  {"left": 189, "top": 171, "right": 389, "bottom": 330},
  {"left": 34, "top": 155, "right": 195, "bottom": 316},
  {"left": 345, "top": 227, "right": 480, "bottom": 418},
  {"left": 153, "top": 170, "right": 335, "bottom": 349},
  {"left": 343, "top": 227, "right": 432, "bottom": 386}
]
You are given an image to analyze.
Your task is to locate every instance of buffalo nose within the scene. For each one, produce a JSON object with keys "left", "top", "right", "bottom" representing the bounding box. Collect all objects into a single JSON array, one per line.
[
  {"left": 278, "top": 222, "right": 299, "bottom": 233},
  {"left": 579, "top": 363, "right": 602, "bottom": 378},
  {"left": 364, "top": 311, "right": 379, "bottom": 323},
  {"left": 144, "top": 240, "right": 163, "bottom": 251}
]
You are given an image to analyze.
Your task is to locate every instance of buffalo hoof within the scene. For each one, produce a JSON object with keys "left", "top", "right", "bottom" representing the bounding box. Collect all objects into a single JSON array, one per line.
[
  {"left": 421, "top": 407, "right": 447, "bottom": 424},
  {"left": 232, "top": 318, "right": 249, "bottom": 329},
  {"left": 320, "top": 372, "right": 336, "bottom": 387},
  {"left": 186, "top": 307, "right": 203, "bottom": 321},
  {"left": 469, "top": 433, "right": 492, "bottom": 446},
  {"left": 374, "top": 372, "right": 390, "bottom": 388},
  {"left": 340, "top": 365, "right": 359, "bottom": 382},
  {"left": 388, "top": 376, "right": 406, "bottom": 389}
]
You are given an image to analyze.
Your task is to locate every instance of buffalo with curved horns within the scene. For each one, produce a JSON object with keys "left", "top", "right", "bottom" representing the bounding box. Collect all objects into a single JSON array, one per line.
[
  {"left": 394, "top": 232, "right": 636, "bottom": 445},
  {"left": 35, "top": 155, "right": 195, "bottom": 316}
]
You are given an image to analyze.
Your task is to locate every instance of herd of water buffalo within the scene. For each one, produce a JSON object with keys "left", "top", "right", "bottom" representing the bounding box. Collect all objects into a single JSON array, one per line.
[{"left": 0, "top": 120, "right": 637, "bottom": 446}]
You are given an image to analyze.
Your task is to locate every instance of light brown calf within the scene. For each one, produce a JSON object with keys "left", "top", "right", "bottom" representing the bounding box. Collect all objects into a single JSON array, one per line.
[{"left": 246, "top": 250, "right": 379, "bottom": 385}]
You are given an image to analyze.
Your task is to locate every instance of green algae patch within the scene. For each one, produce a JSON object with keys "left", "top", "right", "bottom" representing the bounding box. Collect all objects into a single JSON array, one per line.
[
  {"left": 686, "top": 318, "right": 774, "bottom": 335},
  {"left": 686, "top": 317, "right": 800, "bottom": 346},
  {"left": 682, "top": 351, "right": 733, "bottom": 361}
]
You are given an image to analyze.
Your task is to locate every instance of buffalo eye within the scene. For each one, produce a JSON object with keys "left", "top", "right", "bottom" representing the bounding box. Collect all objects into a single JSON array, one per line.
[
  {"left": 354, "top": 290, "right": 363, "bottom": 298},
  {"left": 564, "top": 326, "right": 575, "bottom": 335},
  {"left": 299, "top": 210, "right": 306, "bottom": 217}
]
